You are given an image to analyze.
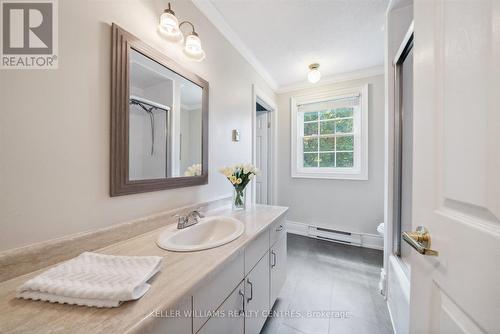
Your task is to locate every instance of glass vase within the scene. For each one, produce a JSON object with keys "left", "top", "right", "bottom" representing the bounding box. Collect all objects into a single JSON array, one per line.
[{"left": 232, "top": 187, "right": 247, "bottom": 211}]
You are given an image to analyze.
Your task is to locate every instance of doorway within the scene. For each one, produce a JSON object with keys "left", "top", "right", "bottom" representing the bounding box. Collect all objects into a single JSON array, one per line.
[
  {"left": 252, "top": 85, "right": 276, "bottom": 205},
  {"left": 255, "top": 99, "right": 271, "bottom": 204}
]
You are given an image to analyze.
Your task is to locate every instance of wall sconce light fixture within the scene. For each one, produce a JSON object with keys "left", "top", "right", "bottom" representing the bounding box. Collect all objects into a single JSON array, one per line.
[
  {"left": 180, "top": 21, "right": 206, "bottom": 61},
  {"left": 159, "top": 3, "right": 206, "bottom": 62},
  {"left": 159, "top": 3, "right": 183, "bottom": 42}
]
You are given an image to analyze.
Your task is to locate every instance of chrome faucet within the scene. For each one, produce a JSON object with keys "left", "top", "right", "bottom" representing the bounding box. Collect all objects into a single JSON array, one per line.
[{"left": 175, "top": 209, "right": 205, "bottom": 229}]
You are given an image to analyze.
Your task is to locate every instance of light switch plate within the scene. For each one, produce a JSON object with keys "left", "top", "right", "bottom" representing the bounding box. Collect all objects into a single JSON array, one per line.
[{"left": 232, "top": 129, "right": 240, "bottom": 142}]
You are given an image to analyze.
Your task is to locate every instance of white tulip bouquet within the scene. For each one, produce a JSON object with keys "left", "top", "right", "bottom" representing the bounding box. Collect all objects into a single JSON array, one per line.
[{"left": 219, "top": 164, "right": 260, "bottom": 210}]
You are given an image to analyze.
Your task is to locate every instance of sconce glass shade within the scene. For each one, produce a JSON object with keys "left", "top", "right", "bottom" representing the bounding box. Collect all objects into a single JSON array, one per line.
[
  {"left": 183, "top": 33, "right": 206, "bottom": 61},
  {"left": 159, "top": 11, "right": 183, "bottom": 42},
  {"left": 307, "top": 64, "right": 321, "bottom": 83}
]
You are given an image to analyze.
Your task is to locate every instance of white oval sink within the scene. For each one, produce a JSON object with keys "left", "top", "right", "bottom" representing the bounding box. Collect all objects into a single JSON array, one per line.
[{"left": 156, "top": 216, "right": 245, "bottom": 252}]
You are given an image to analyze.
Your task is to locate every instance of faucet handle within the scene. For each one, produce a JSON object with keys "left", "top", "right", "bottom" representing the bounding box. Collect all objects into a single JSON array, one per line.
[
  {"left": 196, "top": 208, "right": 205, "bottom": 218},
  {"left": 189, "top": 209, "right": 205, "bottom": 219},
  {"left": 173, "top": 213, "right": 187, "bottom": 222},
  {"left": 191, "top": 207, "right": 205, "bottom": 218}
]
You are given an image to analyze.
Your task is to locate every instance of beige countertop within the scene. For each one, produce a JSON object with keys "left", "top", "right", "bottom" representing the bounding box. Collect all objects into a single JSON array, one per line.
[{"left": 0, "top": 204, "right": 288, "bottom": 334}]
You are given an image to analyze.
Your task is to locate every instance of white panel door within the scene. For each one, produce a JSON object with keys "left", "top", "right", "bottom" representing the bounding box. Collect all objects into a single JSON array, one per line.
[
  {"left": 255, "top": 111, "right": 269, "bottom": 204},
  {"left": 410, "top": 1, "right": 500, "bottom": 333}
]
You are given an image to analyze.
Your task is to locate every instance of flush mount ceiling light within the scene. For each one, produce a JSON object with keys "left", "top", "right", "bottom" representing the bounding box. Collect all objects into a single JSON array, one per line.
[
  {"left": 307, "top": 63, "right": 321, "bottom": 83},
  {"left": 158, "top": 3, "right": 206, "bottom": 61}
]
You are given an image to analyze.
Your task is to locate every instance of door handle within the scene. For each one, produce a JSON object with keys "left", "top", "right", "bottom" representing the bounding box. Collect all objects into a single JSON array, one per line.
[
  {"left": 402, "top": 226, "right": 439, "bottom": 256},
  {"left": 246, "top": 278, "right": 253, "bottom": 303},
  {"left": 276, "top": 224, "right": 283, "bottom": 232},
  {"left": 271, "top": 250, "right": 277, "bottom": 268},
  {"left": 238, "top": 289, "right": 245, "bottom": 315}
]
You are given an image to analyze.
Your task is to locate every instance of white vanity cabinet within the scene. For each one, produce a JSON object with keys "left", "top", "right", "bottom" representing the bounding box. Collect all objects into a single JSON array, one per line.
[
  {"left": 193, "top": 252, "right": 245, "bottom": 332},
  {"left": 270, "top": 233, "right": 287, "bottom": 305},
  {"left": 146, "top": 297, "right": 192, "bottom": 334},
  {"left": 244, "top": 253, "right": 270, "bottom": 334},
  {"left": 198, "top": 281, "right": 245, "bottom": 334},
  {"left": 186, "top": 216, "right": 287, "bottom": 334}
]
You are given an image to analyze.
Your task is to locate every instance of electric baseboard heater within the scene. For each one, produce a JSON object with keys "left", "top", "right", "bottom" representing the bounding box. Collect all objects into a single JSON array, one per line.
[{"left": 307, "top": 226, "right": 362, "bottom": 246}]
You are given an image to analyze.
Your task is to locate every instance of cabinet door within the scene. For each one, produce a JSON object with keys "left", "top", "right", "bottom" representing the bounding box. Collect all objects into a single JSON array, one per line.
[
  {"left": 270, "top": 235, "right": 287, "bottom": 306},
  {"left": 193, "top": 252, "right": 244, "bottom": 332},
  {"left": 198, "top": 281, "right": 245, "bottom": 334},
  {"left": 245, "top": 252, "right": 270, "bottom": 334},
  {"left": 145, "top": 296, "right": 192, "bottom": 334}
]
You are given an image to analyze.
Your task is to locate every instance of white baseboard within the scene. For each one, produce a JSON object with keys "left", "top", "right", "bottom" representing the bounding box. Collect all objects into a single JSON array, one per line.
[
  {"left": 285, "top": 220, "right": 384, "bottom": 250},
  {"left": 286, "top": 220, "right": 309, "bottom": 236},
  {"left": 362, "top": 233, "right": 385, "bottom": 250}
]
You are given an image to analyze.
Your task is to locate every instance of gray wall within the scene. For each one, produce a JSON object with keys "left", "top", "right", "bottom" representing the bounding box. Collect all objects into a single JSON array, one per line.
[
  {"left": 0, "top": 0, "right": 275, "bottom": 251},
  {"left": 276, "top": 75, "right": 385, "bottom": 235}
]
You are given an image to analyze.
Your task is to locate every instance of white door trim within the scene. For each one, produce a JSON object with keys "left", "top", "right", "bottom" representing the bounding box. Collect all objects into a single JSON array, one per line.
[
  {"left": 251, "top": 84, "right": 277, "bottom": 205},
  {"left": 383, "top": 3, "right": 414, "bottom": 298},
  {"left": 383, "top": 3, "right": 414, "bottom": 333}
]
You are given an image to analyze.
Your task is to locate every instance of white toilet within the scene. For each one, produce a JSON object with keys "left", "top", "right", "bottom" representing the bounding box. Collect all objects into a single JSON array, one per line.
[{"left": 377, "top": 223, "right": 384, "bottom": 237}]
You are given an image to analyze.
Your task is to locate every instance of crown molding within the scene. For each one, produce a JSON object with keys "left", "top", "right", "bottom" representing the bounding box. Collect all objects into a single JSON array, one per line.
[
  {"left": 276, "top": 65, "right": 385, "bottom": 94},
  {"left": 191, "top": 0, "right": 279, "bottom": 90}
]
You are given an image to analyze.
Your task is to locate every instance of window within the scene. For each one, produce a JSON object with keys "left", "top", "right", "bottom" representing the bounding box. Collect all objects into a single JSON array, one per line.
[{"left": 291, "top": 85, "right": 368, "bottom": 180}]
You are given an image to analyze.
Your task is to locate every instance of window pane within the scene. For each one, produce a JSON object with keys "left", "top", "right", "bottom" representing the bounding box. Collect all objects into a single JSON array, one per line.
[
  {"left": 336, "top": 136, "right": 354, "bottom": 151},
  {"left": 303, "top": 112, "right": 318, "bottom": 122},
  {"left": 303, "top": 138, "right": 318, "bottom": 152},
  {"left": 304, "top": 122, "right": 318, "bottom": 136},
  {"left": 335, "top": 118, "right": 353, "bottom": 133},
  {"left": 336, "top": 152, "right": 354, "bottom": 167},
  {"left": 319, "top": 137, "right": 335, "bottom": 151},
  {"left": 320, "top": 121, "right": 335, "bottom": 135},
  {"left": 303, "top": 153, "right": 317, "bottom": 167},
  {"left": 319, "top": 153, "right": 335, "bottom": 167},
  {"left": 336, "top": 107, "right": 353, "bottom": 118},
  {"left": 319, "top": 110, "right": 336, "bottom": 120}
]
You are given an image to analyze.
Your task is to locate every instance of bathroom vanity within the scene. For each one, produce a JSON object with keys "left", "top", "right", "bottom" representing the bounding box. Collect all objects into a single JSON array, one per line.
[
  {"left": 0, "top": 205, "right": 287, "bottom": 334},
  {"left": 155, "top": 209, "right": 287, "bottom": 334}
]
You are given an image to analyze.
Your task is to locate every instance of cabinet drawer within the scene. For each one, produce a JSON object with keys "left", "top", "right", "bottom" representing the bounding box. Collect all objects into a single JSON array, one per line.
[
  {"left": 193, "top": 252, "right": 244, "bottom": 333},
  {"left": 270, "top": 217, "right": 286, "bottom": 246},
  {"left": 244, "top": 229, "right": 269, "bottom": 276}
]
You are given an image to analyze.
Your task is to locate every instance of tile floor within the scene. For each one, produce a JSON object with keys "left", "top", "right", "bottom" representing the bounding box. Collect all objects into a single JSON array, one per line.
[{"left": 261, "top": 234, "right": 393, "bottom": 334}]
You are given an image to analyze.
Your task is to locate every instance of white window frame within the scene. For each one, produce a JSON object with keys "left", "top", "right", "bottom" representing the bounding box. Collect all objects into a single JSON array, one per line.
[{"left": 290, "top": 85, "right": 369, "bottom": 180}]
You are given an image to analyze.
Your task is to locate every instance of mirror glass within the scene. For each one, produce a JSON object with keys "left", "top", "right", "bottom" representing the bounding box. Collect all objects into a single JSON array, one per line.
[{"left": 128, "top": 48, "right": 203, "bottom": 180}]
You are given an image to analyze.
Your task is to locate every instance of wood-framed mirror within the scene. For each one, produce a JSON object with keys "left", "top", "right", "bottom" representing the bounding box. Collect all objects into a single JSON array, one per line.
[{"left": 110, "top": 24, "right": 208, "bottom": 196}]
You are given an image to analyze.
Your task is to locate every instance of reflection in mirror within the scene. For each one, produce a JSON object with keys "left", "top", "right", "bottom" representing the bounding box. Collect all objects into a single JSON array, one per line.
[{"left": 129, "top": 48, "right": 202, "bottom": 180}]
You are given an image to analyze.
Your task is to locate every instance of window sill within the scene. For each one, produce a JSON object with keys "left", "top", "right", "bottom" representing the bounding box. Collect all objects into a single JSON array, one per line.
[{"left": 291, "top": 171, "right": 368, "bottom": 180}]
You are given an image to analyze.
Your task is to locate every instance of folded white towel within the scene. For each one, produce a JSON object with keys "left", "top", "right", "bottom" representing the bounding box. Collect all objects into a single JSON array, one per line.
[{"left": 16, "top": 252, "right": 163, "bottom": 308}]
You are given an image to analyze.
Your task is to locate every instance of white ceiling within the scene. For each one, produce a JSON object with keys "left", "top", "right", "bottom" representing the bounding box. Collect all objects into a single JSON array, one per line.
[{"left": 195, "top": 0, "right": 388, "bottom": 90}]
